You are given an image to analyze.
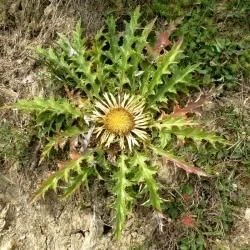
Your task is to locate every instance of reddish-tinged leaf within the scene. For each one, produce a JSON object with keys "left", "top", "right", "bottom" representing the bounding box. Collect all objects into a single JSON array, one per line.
[
  {"left": 64, "top": 85, "right": 87, "bottom": 108},
  {"left": 147, "top": 18, "right": 183, "bottom": 56},
  {"left": 57, "top": 161, "right": 64, "bottom": 169},
  {"left": 151, "top": 146, "right": 210, "bottom": 177},
  {"left": 154, "top": 18, "right": 183, "bottom": 52},
  {"left": 58, "top": 138, "right": 68, "bottom": 149},
  {"left": 69, "top": 150, "right": 82, "bottom": 160},
  {"left": 107, "top": 144, "right": 121, "bottom": 165},
  {"left": 182, "top": 194, "right": 192, "bottom": 204},
  {"left": 158, "top": 111, "right": 167, "bottom": 120},
  {"left": 158, "top": 110, "right": 190, "bottom": 122},
  {"left": 172, "top": 86, "right": 224, "bottom": 117},
  {"left": 180, "top": 214, "right": 196, "bottom": 228},
  {"left": 154, "top": 31, "right": 172, "bottom": 53},
  {"left": 162, "top": 155, "right": 210, "bottom": 177},
  {"left": 172, "top": 92, "right": 208, "bottom": 117}
]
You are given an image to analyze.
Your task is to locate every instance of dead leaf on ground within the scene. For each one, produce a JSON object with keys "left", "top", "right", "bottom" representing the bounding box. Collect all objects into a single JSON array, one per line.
[
  {"left": 147, "top": 17, "right": 183, "bottom": 56},
  {"left": 162, "top": 155, "right": 210, "bottom": 177},
  {"left": 171, "top": 86, "right": 224, "bottom": 117}
]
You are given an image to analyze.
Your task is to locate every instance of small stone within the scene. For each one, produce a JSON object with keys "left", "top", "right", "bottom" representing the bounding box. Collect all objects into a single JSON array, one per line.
[
  {"left": 131, "top": 232, "right": 138, "bottom": 238},
  {"left": 0, "top": 239, "right": 15, "bottom": 250},
  {"left": 19, "top": 235, "right": 26, "bottom": 240},
  {"left": 0, "top": 219, "right": 6, "bottom": 232},
  {"left": 244, "top": 208, "right": 250, "bottom": 223},
  {"left": 232, "top": 183, "right": 237, "bottom": 190}
]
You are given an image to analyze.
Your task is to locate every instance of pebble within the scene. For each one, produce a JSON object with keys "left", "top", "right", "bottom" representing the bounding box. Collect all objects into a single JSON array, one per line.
[{"left": 244, "top": 208, "right": 250, "bottom": 223}]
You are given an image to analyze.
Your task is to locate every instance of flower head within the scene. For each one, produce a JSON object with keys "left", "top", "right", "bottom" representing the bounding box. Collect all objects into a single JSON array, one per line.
[{"left": 92, "top": 93, "right": 149, "bottom": 150}]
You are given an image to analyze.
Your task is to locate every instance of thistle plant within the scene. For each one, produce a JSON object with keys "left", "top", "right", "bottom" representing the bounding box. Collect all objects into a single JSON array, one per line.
[{"left": 11, "top": 8, "right": 226, "bottom": 238}]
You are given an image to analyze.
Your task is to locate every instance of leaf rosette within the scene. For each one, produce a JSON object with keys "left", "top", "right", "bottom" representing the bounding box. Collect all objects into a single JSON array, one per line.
[{"left": 9, "top": 7, "right": 227, "bottom": 238}]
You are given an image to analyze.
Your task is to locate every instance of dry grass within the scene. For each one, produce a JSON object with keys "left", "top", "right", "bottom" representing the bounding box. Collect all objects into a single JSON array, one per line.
[{"left": 0, "top": 0, "right": 107, "bottom": 104}]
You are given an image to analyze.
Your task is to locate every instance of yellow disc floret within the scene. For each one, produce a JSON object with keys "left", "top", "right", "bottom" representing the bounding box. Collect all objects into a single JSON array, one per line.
[
  {"left": 92, "top": 93, "right": 149, "bottom": 150},
  {"left": 104, "top": 108, "right": 135, "bottom": 135}
]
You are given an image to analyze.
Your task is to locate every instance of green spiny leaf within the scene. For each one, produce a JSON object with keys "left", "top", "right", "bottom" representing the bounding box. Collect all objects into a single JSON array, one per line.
[
  {"left": 143, "top": 39, "right": 183, "bottom": 96},
  {"left": 14, "top": 98, "right": 82, "bottom": 118},
  {"left": 40, "top": 127, "right": 84, "bottom": 162},
  {"left": 158, "top": 129, "right": 172, "bottom": 148},
  {"left": 169, "top": 126, "right": 227, "bottom": 146},
  {"left": 32, "top": 156, "right": 87, "bottom": 202},
  {"left": 114, "top": 154, "right": 132, "bottom": 239},
  {"left": 153, "top": 64, "right": 200, "bottom": 104},
  {"left": 105, "top": 15, "right": 119, "bottom": 60},
  {"left": 72, "top": 21, "right": 85, "bottom": 50},
  {"left": 61, "top": 168, "right": 90, "bottom": 199},
  {"left": 131, "top": 152, "right": 162, "bottom": 211},
  {"left": 123, "top": 6, "right": 141, "bottom": 51},
  {"left": 152, "top": 116, "right": 198, "bottom": 130}
]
